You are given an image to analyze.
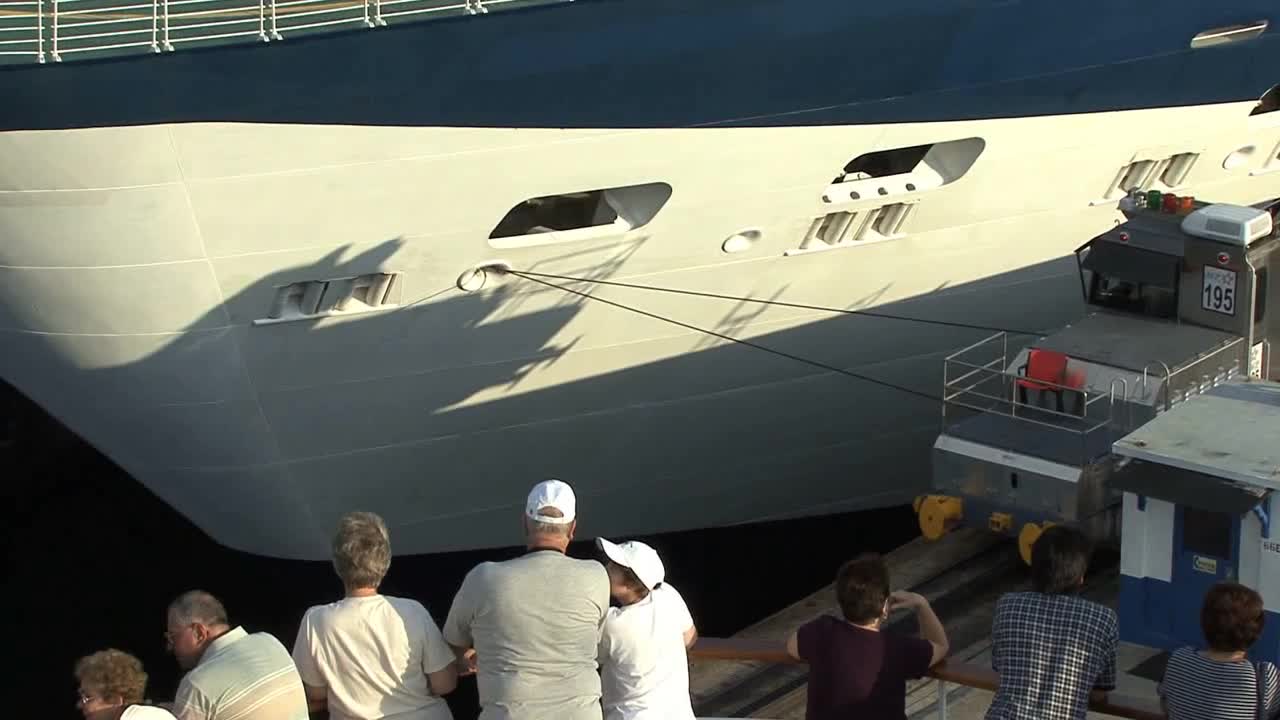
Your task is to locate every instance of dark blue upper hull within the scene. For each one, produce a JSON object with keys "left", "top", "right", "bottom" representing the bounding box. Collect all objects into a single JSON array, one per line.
[{"left": 1, "top": 0, "right": 1278, "bottom": 131}]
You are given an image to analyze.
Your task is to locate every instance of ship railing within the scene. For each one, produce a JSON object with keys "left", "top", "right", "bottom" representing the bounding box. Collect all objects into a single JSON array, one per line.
[
  {"left": 1141, "top": 336, "right": 1246, "bottom": 412},
  {"left": 689, "top": 637, "right": 1165, "bottom": 719},
  {"left": 0, "top": 0, "right": 44, "bottom": 61},
  {"left": 941, "top": 332, "right": 1119, "bottom": 438},
  {"left": 0, "top": 0, "right": 569, "bottom": 64}
]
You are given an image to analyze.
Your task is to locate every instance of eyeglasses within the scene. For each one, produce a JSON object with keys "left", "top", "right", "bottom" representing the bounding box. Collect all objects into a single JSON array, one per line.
[{"left": 76, "top": 692, "right": 97, "bottom": 708}]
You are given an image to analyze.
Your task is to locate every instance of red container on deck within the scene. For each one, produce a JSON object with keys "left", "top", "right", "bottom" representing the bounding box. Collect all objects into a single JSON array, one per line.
[{"left": 1162, "top": 193, "right": 1178, "bottom": 213}]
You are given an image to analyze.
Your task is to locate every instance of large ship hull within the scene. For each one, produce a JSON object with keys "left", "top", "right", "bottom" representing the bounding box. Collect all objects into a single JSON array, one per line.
[{"left": 2, "top": 0, "right": 1280, "bottom": 559}]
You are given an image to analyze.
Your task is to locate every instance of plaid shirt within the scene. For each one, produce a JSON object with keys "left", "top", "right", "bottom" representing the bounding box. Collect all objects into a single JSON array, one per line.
[{"left": 986, "top": 592, "right": 1118, "bottom": 720}]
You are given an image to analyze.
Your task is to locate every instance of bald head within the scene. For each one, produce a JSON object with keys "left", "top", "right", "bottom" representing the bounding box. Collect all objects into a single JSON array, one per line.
[{"left": 168, "top": 590, "right": 228, "bottom": 628}]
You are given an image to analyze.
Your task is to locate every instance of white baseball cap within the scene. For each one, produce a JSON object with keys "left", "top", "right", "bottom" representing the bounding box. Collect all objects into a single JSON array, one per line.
[
  {"left": 597, "top": 538, "right": 665, "bottom": 591},
  {"left": 525, "top": 479, "right": 576, "bottom": 525}
]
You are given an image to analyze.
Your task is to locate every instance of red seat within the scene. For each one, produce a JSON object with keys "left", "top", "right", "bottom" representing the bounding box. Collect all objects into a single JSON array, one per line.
[{"left": 1016, "top": 349, "right": 1070, "bottom": 411}]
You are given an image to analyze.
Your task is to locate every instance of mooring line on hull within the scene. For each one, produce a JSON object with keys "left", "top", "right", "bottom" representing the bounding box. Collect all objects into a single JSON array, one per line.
[
  {"left": 506, "top": 269, "right": 944, "bottom": 404},
  {"left": 509, "top": 269, "right": 1046, "bottom": 336}
]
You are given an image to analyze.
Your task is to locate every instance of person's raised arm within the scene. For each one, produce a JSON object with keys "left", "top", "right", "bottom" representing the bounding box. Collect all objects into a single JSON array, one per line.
[{"left": 890, "top": 591, "right": 948, "bottom": 666}]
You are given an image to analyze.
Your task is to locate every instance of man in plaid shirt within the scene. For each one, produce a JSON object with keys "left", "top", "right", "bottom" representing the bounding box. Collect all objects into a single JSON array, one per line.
[{"left": 986, "top": 525, "right": 1118, "bottom": 720}]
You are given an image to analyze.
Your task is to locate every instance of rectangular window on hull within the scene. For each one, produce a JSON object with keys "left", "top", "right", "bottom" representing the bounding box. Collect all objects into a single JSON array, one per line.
[
  {"left": 839, "top": 144, "right": 933, "bottom": 181},
  {"left": 487, "top": 182, "right": 673, "bottom": 249},
  {"left": 832, "top": 138, "right": 985, "bottom": 189},
  {"left": 490, "top": 191, "right": 619, "bottom": 239}
]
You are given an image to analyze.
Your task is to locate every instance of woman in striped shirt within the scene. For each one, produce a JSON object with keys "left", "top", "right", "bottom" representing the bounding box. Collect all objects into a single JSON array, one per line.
[{"left": 1159, "top": 583, "right": 1280, "bottom": 720}]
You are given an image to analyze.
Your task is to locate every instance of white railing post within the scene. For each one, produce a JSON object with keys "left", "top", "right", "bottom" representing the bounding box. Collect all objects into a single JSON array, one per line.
[
  {"left": 372, "top": 0, "right": 384, "bottom": 26},
  {"left": 150, "top": 0, "right": 159, "bottom": 52},
  {"left": 268, "top": 0, "right": 280, "bottom": 40},
  {"left": 161, "top": 0, "right": 172, "bottom": 50},
  {"left": 936, "top": 679, "right": 948, "bottom": 720},
  {"left": 50, "top": 0, "right": 59, "bottom": 61},
  {"left": 361, "top": 0, "right": 370, "bottom": 28},
  {"left": 36, "top": 0, "right": 46, "bottom": 62},
  {"left": 257, "top": 0, "right": 267, "bottom": 41}
]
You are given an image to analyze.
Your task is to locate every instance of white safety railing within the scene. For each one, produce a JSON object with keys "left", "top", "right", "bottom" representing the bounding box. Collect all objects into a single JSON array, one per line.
[
  {"left": 50, "top": 0, "right": 160, "bottom": 59},
  {"left": 0, "top": 0, "right": 44, "bottom": 61},
  {"left": 0, "top": 0, "right": 569, "bottom": 63}
]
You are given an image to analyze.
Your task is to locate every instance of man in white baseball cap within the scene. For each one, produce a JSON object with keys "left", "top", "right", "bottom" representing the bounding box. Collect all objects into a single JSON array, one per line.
[
  {"left": 443, "top": 480, "right": 609, "bottom": 720},
  {"left": 596, "top": 538, "right": 698, "bottom": 720},
  {"left": 525, "top": 478, "right": 577, "bottom": 526}
]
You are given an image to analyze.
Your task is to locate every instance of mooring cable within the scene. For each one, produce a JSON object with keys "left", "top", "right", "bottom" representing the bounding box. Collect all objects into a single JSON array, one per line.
[
  {"left": 509, "top": 269, "right": 1046, "bottom": 337},
  {"left": 505, "top": 268, "right": 945, "bottom": 404}
]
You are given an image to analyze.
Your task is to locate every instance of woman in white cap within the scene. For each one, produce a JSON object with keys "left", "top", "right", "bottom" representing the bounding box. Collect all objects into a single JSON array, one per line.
[{"left": 596, "top": 538, "right": 698, "bottom": 720}]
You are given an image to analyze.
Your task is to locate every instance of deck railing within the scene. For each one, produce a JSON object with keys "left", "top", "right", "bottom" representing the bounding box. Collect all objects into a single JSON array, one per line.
[
  {"left": 0, "top": 0, "right": 568, "bottom": 62},
  {"left": 689, "top": 637, "right": 1165, "bottom": 720},
  {"left": 941, "top": 331, "right": 1124, "bottom": 434}
]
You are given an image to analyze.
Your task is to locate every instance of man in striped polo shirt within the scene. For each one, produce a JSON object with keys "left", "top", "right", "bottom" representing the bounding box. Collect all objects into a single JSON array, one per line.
[{"left": 166, "top": 590, "right": 308, "bottom": 720}]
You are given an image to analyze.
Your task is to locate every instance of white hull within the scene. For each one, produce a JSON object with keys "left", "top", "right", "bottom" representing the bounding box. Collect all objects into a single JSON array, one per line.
[{"left": 3, "top": 101, "right": 1280, "bottom": 559}]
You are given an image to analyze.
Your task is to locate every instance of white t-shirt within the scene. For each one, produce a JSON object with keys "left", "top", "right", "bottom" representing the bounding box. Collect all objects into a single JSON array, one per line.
[
  {"left": 597, "top": 584, "right": 696, "bottom": 720},
  {"left": 123, "top": 707, "right": 177, "bottom": 719},
  {"left": 292, "top": 594, "right": 455, "bottom": 720}
]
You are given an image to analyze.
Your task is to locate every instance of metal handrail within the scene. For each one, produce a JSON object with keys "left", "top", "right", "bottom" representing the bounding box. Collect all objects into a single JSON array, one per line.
[
  {"left": 944, "top": 364, "right": 1110, "bottom": 417},
  {"left": 0, "top": 0, "right": 570, "bottom": 62},
  {"left": 1141, "top": 337, "right": 1247, "bottom": 409}
]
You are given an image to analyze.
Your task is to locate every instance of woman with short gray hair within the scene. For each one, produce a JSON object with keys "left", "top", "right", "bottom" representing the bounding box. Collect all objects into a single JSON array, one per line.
[{"left": 292, "top": 511, "right": 457, "bottom": 720}]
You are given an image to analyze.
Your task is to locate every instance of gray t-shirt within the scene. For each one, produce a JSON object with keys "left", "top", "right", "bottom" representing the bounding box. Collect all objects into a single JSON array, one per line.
[{"left": 443, "top": 549, "right": 611, "bottom": 720}]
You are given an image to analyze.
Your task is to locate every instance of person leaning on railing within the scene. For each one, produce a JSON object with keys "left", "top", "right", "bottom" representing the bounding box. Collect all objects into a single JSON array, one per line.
[
  {"left": 985, "top": 525, "right": 1118, "bottom": 720},
  {"left": 442, "top": 479, "right": 611, "bottom": 720},
  {"left": 784, "top": 553, "right": 949, "bottom": 720},
  {"left": 595, "top": 538, "right": 698, "bottom": 720},
  {"left": 166, "top": 590, "right": 309, "bottom": 720},
  {"left": 291, "top": 511, "right": 457, "bottom": 720},
  {"left": 1159, "top": 582, "right": 1280, "bottom": 720}
]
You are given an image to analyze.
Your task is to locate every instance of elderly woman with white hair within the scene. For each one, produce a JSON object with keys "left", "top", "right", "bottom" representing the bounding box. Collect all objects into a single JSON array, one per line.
[{"left": 292, "top": 511, "right": 457, "bottom": 720}]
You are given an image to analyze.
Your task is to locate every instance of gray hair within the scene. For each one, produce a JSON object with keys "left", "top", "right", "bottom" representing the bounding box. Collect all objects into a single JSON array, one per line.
[
  {"left": 332, "top": 511, "right": 392, "bottom": 589},
  {"left": 169, "top": 590, "right": 228, "bottom": 627}
]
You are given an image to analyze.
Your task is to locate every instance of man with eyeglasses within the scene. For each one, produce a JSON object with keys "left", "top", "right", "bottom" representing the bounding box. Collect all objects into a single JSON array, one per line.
[{"left": 165, "top": 590, "right": 308, "bottom": 720}]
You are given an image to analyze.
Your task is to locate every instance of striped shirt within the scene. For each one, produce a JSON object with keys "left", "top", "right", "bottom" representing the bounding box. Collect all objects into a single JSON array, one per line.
[
  {"left": 173, "top": 626, "right": 309, "bottom": 720},
  {"left": 985, "top": 592, "right": 1118, "bottom": 720},
  {"left": 1159, "top": 647, "right": 1280, "bottom": 720}
]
